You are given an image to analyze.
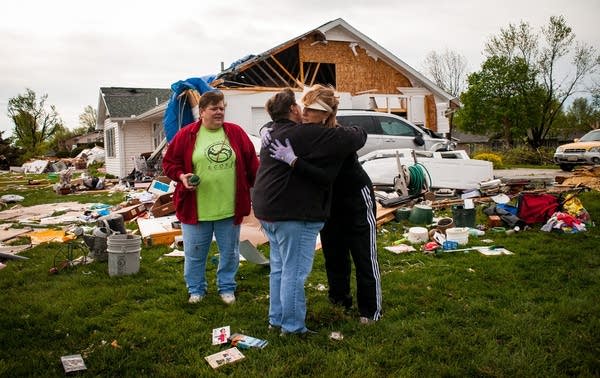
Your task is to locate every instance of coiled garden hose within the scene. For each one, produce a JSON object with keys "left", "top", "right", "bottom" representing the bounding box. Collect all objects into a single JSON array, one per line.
[{"left": 407, "top": 163, "right": 431, "bottom": 196}]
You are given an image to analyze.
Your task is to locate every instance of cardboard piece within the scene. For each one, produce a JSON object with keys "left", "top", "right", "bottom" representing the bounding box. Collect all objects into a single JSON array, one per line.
[
  {"left": 239, "top": 240, "right": 269, "bottom": 265},
  {"left": 0, "top": 227, "right": 33, "bottom": 242},
  {"left": 151, "top": 193, "right": 175, "bottom": 217},
  {"left": 114, "top": 203, "right": 147, "bottom": 221},
  {"left": 147, "top": 176, "right": 176, "bottom": 195},
  {"left": 137, "top": 216, "right": 182, "bottom": 246},
  {"left": 240, "top": 211, "right": 268, "bottom": 246}
]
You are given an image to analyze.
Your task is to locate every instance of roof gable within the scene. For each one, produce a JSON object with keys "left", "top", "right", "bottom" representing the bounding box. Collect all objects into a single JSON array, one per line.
[
  {"left": 213, "top": 18, "right": 454, "bottom": 104},
  {"left": 99, "top": 87, "right": 171, "bottom": 120}
]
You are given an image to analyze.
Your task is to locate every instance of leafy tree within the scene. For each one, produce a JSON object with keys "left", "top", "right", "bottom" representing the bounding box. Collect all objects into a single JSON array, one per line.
[
  {"left": 483, "top": 16, "right": 600, "bottom": 148},
  {"left": 456, "top": 56, "right": 545, "bottom": 147},
  {"left": 7, "top": 88, "right": 62, "bottom": 158},
  {"left": 563, "top": 97, "right": 600, "bottom": 132},
  {"left": 79, "top": 105, "right": 97, "bottom": 132}
]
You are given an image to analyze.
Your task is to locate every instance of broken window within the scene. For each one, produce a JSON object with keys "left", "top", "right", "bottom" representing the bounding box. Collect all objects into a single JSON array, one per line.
[{"left": 152, "top": 122, "right": 164, "bottom": 150}]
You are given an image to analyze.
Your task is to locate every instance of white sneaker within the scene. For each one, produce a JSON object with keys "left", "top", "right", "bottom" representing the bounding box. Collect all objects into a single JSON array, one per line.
[
  {"left": 359, "top": 316, "right": 377, "bottom": 325},
  {"left": 220, "top": 293, "right": 236, "bottom": 305},
  {"left": 188, "top": 294, "right": 203, "bottom": 304}
]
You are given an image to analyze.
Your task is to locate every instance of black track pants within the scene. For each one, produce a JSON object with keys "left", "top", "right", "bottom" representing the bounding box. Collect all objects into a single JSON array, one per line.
[{"left": 320, "top": 185, "right": 382, "bottom": 320}]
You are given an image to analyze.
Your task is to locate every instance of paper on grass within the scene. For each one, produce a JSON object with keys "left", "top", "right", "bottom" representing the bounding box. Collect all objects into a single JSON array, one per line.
[
  {"left": 61, "top": 354, "right": 86, "bottom": 373},
  {"left": 205, "top": 347, "right": 245, "bottom": 369},
  {"left": 384, "top": 244, "right": 416, "bottom": 254},
  {"left": 476, "top": 247, "right": 514, "bottom": 256},
  {"left": 212, "top": 326, "right": 230, "bottom": 345}
]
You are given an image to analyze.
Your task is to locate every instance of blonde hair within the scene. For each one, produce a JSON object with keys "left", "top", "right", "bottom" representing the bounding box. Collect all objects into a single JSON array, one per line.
[{"left": 301, "top": 84, "right": 339, "bottom": 128}]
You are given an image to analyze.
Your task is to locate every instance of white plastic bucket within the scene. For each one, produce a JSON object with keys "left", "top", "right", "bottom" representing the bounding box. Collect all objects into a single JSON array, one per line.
[
  {"left": 445, "top": 227, "right": 470, "bottom": 245},
  {"left": 408, "top": 227, "right": 429, "bottom": 244},
  {"left": 107, "top": 234, "right": 141, "bottom": 276}
]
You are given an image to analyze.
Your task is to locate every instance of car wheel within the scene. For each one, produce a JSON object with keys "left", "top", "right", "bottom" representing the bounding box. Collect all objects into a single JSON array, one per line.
[{"left": 559, "top": 164, "right": 575, "bottom": 172}]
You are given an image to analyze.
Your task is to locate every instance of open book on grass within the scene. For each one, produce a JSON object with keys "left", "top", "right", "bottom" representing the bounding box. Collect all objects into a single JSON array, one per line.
[{"left": 229, "top": 333, "right": 269, "bottom": 349}]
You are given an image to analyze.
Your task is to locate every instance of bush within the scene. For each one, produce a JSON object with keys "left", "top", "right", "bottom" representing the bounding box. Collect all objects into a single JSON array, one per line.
[
  {"left": 87, "top": 162, "right": 104, "bottom": 177},
  {"left": 501, "top": 146, "right": 555, "bottom": 166},
  {"left": 473, "top": 152, "right": 504, "bottom": 168}
]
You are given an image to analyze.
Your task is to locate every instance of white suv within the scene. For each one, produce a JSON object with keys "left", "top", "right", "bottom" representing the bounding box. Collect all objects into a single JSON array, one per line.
[{"left": 336, "top": 110, "right": 455, "bottom": 156}]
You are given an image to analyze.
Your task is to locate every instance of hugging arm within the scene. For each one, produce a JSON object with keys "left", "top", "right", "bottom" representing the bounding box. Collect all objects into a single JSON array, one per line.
[{"left": 269, "top": 138, "right": 333, "bottom": 186}]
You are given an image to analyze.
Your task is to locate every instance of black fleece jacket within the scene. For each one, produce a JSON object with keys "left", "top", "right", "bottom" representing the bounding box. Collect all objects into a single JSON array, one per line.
[{"left": 253, "top": 119, "right": 367, "bottom": 222}]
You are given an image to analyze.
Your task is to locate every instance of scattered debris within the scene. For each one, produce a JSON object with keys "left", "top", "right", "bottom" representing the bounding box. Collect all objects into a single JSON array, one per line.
[
  {"left": 205, "top": 347, "right": 245, "bottom": 369},
  {"left": 329, "top": 331, "right": 344, "bottom": 341},
  {"left": 60, "top": 354, "right": 87, "bottom": 373}
]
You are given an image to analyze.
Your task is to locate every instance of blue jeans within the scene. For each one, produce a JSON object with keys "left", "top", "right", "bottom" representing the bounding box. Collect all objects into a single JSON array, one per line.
[
  {"left": 260, "top": 220, "right": 324, "bottom": 334},
  {"left": 181, "top": 218, "right": 240, "bottom": 296}
]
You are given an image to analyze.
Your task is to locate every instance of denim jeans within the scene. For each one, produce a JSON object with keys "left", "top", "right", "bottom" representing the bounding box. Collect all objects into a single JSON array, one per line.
[
  {"left": 260, "top": 220, "right": 324, "bottom": 333},
  {"left": 181, "top": 218, "right": 240, "bottom": 296}
]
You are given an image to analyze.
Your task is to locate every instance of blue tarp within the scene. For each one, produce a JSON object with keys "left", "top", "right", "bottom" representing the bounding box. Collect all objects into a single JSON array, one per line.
[{"left": 163, "top": 76, "right": 214, "bottom": 142}]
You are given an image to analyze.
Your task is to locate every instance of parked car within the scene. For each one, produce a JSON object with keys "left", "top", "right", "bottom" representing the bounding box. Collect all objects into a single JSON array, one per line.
[
  {"left": 336, "top": 110, "right": 455, "bottom": 156},
  {"left": 553, "top": 129, "right": 600, "bottom": 171}
]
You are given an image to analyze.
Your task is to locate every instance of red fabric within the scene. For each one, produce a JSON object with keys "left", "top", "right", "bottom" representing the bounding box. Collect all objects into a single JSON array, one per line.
[
  {"left": 162, "top": 121, "right": 259, "bottom": 225},
  {"left": 517, "top": 193, "right": 559, "bottom": 224}
]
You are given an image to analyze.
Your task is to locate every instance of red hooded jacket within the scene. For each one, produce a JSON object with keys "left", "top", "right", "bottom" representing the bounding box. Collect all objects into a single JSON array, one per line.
[{"left": 162, "top": 121, "right": 259, "bottom": 225}]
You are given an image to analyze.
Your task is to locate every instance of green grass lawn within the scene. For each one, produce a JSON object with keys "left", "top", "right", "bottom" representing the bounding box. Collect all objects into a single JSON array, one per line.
[{"left": 0, "top": 185, "right": 599, "bottom": 376}]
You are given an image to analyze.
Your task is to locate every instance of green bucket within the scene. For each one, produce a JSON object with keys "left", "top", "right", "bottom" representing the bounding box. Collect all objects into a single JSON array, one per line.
[
  {"left": 409, "top": 204, "right": 433, "bottom": 225},
  {"left": 394, "top": 207, "right": 411, "bottom": 221}
]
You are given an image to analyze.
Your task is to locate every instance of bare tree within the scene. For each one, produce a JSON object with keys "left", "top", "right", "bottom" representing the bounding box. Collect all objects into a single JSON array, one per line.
[
  {"left": 78, "top": 105, "right": 97, "bottom": 132},
  {"left": 422, "top": 49, "right": 468, "bottom": 97}
]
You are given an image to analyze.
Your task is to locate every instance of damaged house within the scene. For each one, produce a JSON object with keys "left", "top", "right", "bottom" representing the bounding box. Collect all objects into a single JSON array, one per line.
[{"left": 98, "top": 18, "right": 458, "bottom": 178}]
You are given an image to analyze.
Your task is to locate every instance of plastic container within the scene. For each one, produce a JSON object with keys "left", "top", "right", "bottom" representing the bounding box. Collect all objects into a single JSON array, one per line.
[
  {"left": 452, "top": 205, "right": 476, "bottom": 228},
  {"left": 107, "top": 234, "right": 141, "bottom": 276},
  {"left": 394, "top": 207, "right": 411, "bottom": 221},
  {"left": 436, "top": 217, "right": 454, "bottom": 234},
  {"left": 409, "top": 204, "right": 433, "bottom": 225},
  {"left": 445, "top": 227, "right": 470, "bottom": 245},
  {"left": 407, "top": 227, "right": 429, "bottom": 244}
]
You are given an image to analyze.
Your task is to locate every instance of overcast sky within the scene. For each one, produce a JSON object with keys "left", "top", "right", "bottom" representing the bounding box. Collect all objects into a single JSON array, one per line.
[{"left": 1, "top": 0, "right": 598, "bottom": 137}]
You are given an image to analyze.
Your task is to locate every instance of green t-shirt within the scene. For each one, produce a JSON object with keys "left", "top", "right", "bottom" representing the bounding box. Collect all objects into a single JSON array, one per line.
[{"left": 192, "top": 127, "right": 236, "bottom": 221}]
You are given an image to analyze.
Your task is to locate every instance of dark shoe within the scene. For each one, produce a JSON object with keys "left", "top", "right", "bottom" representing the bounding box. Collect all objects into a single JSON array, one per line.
[
  {"left": 280, "top": 328, "right": 317, "bottom": 338},
  {"left": 268, "top": 324, "right": 280, "bottom": 333},
  {"left": 329, "top": 295, "right": 352, "bottom": 310}
]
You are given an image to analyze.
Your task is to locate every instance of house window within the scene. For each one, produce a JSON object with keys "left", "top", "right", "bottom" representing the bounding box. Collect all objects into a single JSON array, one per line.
[
  {"left": 152, "top": 122, "right": 165, "bottom": 149},
  {"left": 106, "top": 128, "right": 115, "bottom": 157}
]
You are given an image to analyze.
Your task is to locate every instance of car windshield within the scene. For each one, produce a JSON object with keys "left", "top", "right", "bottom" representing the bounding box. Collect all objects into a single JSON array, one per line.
[{"left": 580, "top": 130, "right": 600, "bottom": 142}]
